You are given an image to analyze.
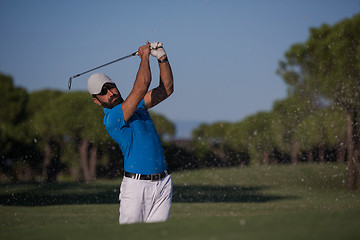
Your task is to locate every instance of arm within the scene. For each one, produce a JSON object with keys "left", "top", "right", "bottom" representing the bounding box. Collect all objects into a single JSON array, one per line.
[
  {"left": 144, "top": 44, "right": 174, "bottom": 109},
  {"left": 122, "top": 44, "right": 152, "bottom": 122}
]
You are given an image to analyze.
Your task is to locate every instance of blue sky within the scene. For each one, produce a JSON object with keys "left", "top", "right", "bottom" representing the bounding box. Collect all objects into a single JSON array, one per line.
[{"left": 1, "top": 0, "right": 359, "bottom": 126}]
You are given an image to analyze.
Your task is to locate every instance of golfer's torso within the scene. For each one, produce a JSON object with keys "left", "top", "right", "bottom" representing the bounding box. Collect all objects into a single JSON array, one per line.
[{"left": 104, "top": 100, "right": 166, "bottom": 175}]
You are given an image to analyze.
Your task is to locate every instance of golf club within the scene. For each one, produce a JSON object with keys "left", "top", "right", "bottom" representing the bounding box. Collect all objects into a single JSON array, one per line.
[
  {"left": 68, "top": 42, "right": 163, "bottom": 89},
  {"left": 68, "top": 51, "right": 137, "bottom": 90}
]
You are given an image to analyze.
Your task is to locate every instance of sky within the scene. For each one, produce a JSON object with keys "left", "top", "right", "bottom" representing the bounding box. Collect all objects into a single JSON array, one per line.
[{"left": 1, "top": 0, "right": 360, "bottom": 131}]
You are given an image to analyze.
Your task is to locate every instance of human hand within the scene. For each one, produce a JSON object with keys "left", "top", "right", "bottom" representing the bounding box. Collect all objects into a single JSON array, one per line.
[
  {"left": 137, "top": 44, "right": 151, "bottom": 59},
  {"left": 149, "top": 41, "right": 166, "bottom": 59}
]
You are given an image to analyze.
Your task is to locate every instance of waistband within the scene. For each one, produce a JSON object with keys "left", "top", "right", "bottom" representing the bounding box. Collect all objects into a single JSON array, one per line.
[{"left": 124, "top": 169, "right": 170, "bottom": 181}]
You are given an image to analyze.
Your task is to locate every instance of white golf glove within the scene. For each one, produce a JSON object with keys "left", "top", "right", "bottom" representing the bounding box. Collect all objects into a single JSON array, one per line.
[{"left": 150, "top": 41, "right": 166, "bottom": 59}]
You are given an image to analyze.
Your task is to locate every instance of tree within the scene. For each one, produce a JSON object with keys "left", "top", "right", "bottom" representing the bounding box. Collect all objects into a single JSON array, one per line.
[
  {"left": 271, "top": 95, "right": 314, "bottom": 164},
  {"left": 51, "top": 91, "right": 108, "bottom": 182},
  {"left": 0, "top": 73, "right": 27, "bottom": 153},
  {"left": 28, "top": 90, "right": 63, "bottom": 182},
  {"left": 224, "top": 122, "right": 249, "bottom": 157},
  {"left": 278, "top": 14, "right": 360, "bottom": 190},
  {"left": 0, "top": 73, "right": 29, "bottom": 181},
  {"left": 295, "top": 111, "right": 327, "bottom": 163},
  {"left": 240, "top": 112, "right": 275, "bottom": 165},
  {"left": 322, "top": 107, "right": 347, "bottom": 163},
  {"left": 192, "top": 122, "right": 227, "bottom": 167},
  {"left": 149, "top": 111, "right": 176, "bottom": 140},
  {"left": 192, "top": 122, "right": 249, "bottom": 167},
  {"left": 297, "top": 107, "right": 348, "bottom": 164}
]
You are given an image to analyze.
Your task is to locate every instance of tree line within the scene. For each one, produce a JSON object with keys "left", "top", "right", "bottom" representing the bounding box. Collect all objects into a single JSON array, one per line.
[
  {"left": 1, "top": 14, "right": 359, "bottom": 190},
  {"left": 192, "top": 14, "right": 360, "bottom": 190}
]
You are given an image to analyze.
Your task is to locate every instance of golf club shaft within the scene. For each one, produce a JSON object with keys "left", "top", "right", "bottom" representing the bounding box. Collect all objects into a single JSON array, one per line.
[{"left": 68, "top": 51, "right": 137, "bottom": 89}]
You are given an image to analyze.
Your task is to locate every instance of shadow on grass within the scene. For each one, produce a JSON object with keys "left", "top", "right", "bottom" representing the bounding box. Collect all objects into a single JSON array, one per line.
[
  {"left": 0, "top": 182, "right": 119, "bottom": 206},
  {"left": 0, "top": 182, "right": 297, "bottom": 206},
  {"left": 172, "top": 185, "right": 296, "bottom": 203}
]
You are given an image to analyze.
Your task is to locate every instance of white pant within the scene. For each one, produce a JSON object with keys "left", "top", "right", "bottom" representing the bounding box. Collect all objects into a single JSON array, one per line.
[{"left": 119, "top": 174, "right": 172, "bottom": 224}]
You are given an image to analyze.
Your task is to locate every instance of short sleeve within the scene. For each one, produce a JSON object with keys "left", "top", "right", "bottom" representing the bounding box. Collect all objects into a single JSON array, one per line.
[{"left": 103, "top": 103, "right": 126, "bottom": 131}]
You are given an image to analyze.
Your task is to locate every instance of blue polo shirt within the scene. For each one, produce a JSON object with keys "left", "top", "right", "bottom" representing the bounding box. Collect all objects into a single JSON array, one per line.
[{"left": 103, "top": 99, "right": 167, "bottom": 175}]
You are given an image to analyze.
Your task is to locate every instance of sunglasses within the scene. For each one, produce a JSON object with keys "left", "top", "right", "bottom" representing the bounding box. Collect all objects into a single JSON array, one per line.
[{"left": 98, "top": 83, "right": 117, "bottom": 96}]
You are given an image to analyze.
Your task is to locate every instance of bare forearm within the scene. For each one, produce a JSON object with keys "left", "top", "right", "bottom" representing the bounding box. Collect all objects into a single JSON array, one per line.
[
  {"left": 134, "top": 55, "right": 151, "bottom": 96},
  {"left": 122, "top": 45, "right": 151, "bottom": 122},
  {"left": 158, "top": 56, "right": 174, "bottom": 94},
  {"left": 143, "top": 46, "right": 174, "bottom": 109}
]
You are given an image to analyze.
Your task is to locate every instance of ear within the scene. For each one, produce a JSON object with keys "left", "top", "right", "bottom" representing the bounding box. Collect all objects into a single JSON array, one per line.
[{"left": 93, "top": 97, "right": 102, "bottom": 106}]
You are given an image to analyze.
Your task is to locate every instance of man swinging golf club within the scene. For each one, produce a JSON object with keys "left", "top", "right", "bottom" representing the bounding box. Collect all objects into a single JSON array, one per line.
[{"left": 87, "top": 41, "right": 174, "bottom": 224}]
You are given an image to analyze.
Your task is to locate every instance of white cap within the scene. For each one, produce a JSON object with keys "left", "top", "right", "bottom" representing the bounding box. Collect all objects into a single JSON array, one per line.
[{"left": 87, "top": 73, "right": 114, "bottom": 95}]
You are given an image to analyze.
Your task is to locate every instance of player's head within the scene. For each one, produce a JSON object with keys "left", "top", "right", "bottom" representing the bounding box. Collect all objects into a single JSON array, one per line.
[{"left": 88, "top": 73, "right": 123, "bottom": 109}]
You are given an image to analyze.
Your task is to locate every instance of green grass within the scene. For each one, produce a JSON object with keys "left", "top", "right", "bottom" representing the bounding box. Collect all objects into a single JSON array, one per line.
[{"left": 1, "top": 164, "right": 360, "bottom": 240}]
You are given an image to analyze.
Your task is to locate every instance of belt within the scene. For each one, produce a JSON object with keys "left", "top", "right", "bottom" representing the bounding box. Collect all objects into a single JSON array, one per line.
[{"left": 124, "top": 170, "right": 170, "bottom": 181}]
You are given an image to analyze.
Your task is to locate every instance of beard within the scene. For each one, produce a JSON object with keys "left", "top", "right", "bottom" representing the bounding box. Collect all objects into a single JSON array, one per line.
[{"left": 100, "top": 94, "right": 123, "bottom": 109}]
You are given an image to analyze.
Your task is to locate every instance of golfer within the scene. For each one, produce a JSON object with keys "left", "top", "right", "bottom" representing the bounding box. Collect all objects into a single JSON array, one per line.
[{"left": 87, "top": 42, "right": 174, "bottom": 224}]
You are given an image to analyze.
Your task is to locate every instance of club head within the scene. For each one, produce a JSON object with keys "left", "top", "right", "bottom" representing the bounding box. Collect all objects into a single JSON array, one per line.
[{"left": 68, "top": 77, "right": 73, "bottom": 90}]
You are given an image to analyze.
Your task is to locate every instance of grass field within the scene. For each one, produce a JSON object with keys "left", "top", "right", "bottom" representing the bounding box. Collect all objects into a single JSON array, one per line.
[{"left": 1, "top": 164, "right": 359, "bottom": 240}]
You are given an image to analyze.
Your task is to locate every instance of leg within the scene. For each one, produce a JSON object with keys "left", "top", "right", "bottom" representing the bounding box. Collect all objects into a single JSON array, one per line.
[
  {"left": 119, "top": 177, "right": 146, "bottom": 224},
  {"left": 146, "top": 175, "right": 173, "bottom": 223}
]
